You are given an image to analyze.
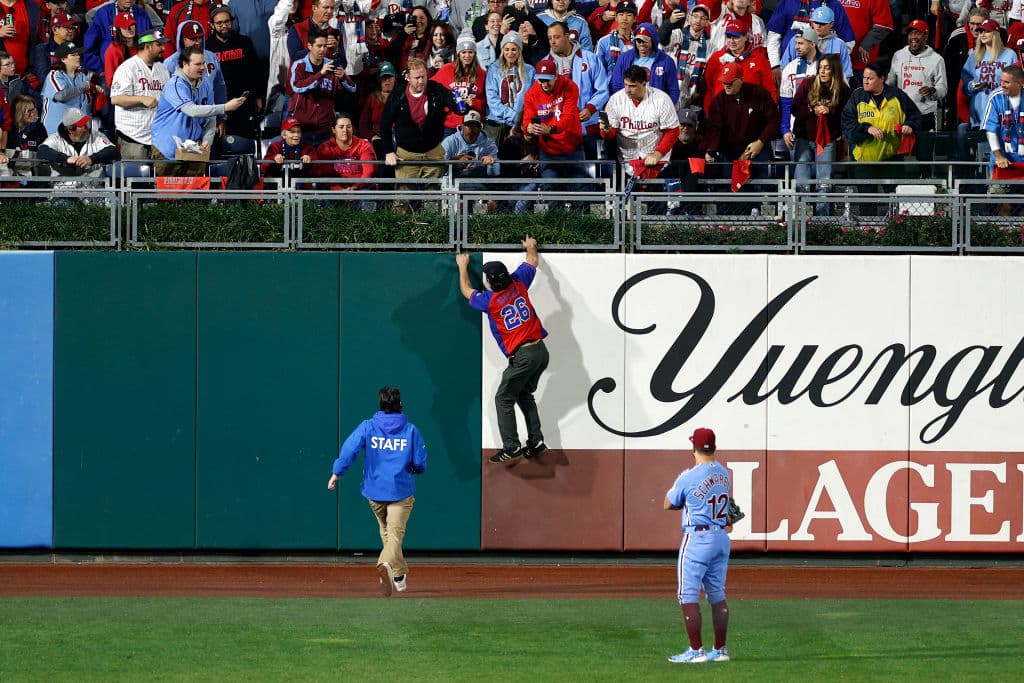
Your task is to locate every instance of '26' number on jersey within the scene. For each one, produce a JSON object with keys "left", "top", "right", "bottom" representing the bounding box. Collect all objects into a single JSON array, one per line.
[{"left": 501, "top": 297, "right": 531, "bottom": 330}]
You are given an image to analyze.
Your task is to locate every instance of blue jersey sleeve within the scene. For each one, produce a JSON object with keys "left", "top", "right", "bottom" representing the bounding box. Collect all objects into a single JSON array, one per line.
[
  {"left": 513, "top": 262, "right": 536, "bottom": 288},
  {"left": 468, "top": 289, "right": 493, "bottom": 312}
]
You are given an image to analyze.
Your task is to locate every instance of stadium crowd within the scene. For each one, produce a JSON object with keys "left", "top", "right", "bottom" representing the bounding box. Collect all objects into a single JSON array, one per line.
[{"left": 1, "top": 0, "right": 1023, "bottom": 208}]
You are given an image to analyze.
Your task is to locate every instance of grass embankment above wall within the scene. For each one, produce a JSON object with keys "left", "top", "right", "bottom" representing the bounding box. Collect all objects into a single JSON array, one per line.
[{"left": 6, "top": 200, "right": 1024, "bottom": 249}]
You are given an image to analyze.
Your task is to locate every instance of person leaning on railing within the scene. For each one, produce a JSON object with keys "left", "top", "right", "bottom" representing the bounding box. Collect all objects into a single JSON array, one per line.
[{"left": 314, "top": 111, "right": 376, "bottom": 210}]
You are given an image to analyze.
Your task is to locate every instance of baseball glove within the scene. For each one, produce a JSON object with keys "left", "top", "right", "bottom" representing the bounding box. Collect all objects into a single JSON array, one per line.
[{"left": 726, "top": 498, "right": 745, "bottom": 525}]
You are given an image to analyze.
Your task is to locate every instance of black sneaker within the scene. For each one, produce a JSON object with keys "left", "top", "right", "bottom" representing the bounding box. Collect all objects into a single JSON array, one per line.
[
  {"left": 524, "top": 440, "right": 548, "bottom": 459},
  {"left": 489, "top": 448, "right": 522, "bottom": 464}
]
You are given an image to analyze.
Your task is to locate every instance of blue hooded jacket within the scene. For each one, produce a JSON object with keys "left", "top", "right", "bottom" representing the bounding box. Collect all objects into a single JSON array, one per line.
[
  {"left": 163, "top": 20, "right": 228, "bottom": 109},
  {"left": 332, "top": 411, "right": 428, "bottom": 502},
  {"left": 609, "top": 23, "right": 680, "bottom": 106}
]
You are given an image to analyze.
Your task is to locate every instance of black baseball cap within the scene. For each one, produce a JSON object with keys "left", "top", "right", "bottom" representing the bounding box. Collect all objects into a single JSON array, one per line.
[{"left": 482, "top": 261, "right": 512, "bottom": 291}]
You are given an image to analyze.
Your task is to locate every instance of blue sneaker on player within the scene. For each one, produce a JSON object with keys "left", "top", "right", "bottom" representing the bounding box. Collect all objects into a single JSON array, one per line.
[
  {"left": 707, "top": 647, "right": 730, "bottom": 662},
  {"left": 668, "top": 647, "right": 707, "bottom": 663}
]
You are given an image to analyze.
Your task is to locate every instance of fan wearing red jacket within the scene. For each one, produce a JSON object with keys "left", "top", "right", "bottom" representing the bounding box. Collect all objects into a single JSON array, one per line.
[
  {"left": 836, "top": 0, "right": 892, "bottom": 74},
  {"left": 431, "top": 35, "right": 487, "bottom": 135},
  {"left": 315, "top": 112, "right": 376, "bottom": 203},
  {"left": 702, "top": 19, "right": 775, "bottom": 113}
]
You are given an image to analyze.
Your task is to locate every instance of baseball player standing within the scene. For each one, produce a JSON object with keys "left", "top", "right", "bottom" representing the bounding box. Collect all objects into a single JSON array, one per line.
[
  {"left": 328, "top": 386, "right": 428, "bottom": 597},
  {"left": 456, "top": 236, "right": 550, "bottom": 465},
  {"left": 665, "top": 427, "right": 733, "bottom": 664}
]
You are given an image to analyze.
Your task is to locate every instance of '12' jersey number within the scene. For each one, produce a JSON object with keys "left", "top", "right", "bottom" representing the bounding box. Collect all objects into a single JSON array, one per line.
[{"left": 501, "top": 297, "right": 531, "bottom": 330}]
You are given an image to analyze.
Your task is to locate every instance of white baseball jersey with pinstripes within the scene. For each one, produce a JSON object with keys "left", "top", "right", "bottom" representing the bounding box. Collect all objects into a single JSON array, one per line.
[
  {"left": 110, "top": 55, "right": 171, "bottom": 145},
  {"left": 604, "top": 85, "right": 680, "bottom": 170}
]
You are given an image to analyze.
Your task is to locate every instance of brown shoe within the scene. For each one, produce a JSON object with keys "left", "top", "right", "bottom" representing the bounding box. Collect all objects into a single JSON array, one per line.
[{"left": 377, "top": 563, "right": 393, "bottom": 597}]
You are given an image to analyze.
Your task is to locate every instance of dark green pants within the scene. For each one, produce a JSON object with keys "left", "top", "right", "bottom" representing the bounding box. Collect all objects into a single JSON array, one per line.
[{"left": 495, "top": 340, "right": 549, "bottom": 453}]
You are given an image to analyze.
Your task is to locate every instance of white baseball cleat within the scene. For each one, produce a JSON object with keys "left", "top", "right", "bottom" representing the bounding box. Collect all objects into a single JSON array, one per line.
[
  {"left": 707, "top": 647, "right": 730, "bottom": 662},
  {"left": 668, "top": 647, "right": 707, "bottom": 663},
  {"left": 393, "top": 574, "right": 407, "bottom": 592}
]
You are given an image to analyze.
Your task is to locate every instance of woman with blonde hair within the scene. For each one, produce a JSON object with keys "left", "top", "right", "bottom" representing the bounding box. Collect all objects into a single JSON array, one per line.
[
  {"left": 962, "top": 18, "right": 1017, "bottom": 129},
  {"left": 788, "top": 53, "right": 851, "bottom": 216},
  {"left": 484, "top": 31, "right": 534, "bottom": 147}
]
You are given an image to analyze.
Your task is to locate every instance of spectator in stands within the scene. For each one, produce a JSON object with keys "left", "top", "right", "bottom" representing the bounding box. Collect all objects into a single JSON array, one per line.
[
  {"left": 962, "top": 18, "right": 1016, "bottom": 131},
  {"left": 661, "top": 3, "right": 711, "bottom": 113},
  {"left": 537, "top": 0, "right": 593, "bottom": 52},
  {"left": 472, "top": 0, "right": 509, "bottom": 41},
  {"left": 109, "top": 27, "right": 170, "bottom": 161},
  {"left": 839, "top": 0, "right": 892, "bottom": 88},
  {"left": 83, "top": 0, "right": 151, "bottom": 74},
  {"left": 601, "top": 62, "right": 680, "bottom": 208},
  {"left": 31, "top": 10, "right": 76, "bottom": 84},
  {"left": 485, "top": 31, "right": 533, "bottom": 145},
  {"left": 520, "top": 57, "right": 586, "bottom": 212},
  {"left": 315, "top": 111, "right": 376, "bottom": 204},
  {"left": 595, "top": 0, "right": 635, "bottom": 75},
  {"left": 766, "top": 0, "right": 855, "bottom": 85},
  {"left": 228, "top": 0, "right": 279, "bottom": 95},
  {"left": 609, "top": 23, "right": 679, "bottom": 104},
  {"left": 518, "top": 13, "right": 551, "bottom": 66},
  {"left": 207, "top": 5, "right": 263, "bottom": 141},
  {"left": 164, "top": 0, "right": 215, "bottom": 59},
  {"left": 41, "top": 42, "right": 101, "bottom": 134},
  {"left": 841, "top": 60, "right": 922, "bottom": 211},
  {"left": 703, "top": 61, "right": 780, "bottom": 212},
  {"left": 0, "top": 0, "right": 42, "bottom": 75},
  {"left": 432, "top": 35, "right": 487, "bottom": 136},
  {"left": 984, "top": 64, "right": 1024, "bottom": 211},
  {"left": 266, "top": 0, "right": 301, "bottom": 113},
  {"left": 426, "top": 21, "right": 455, "bottom": 74},
  {"left": 287, "top": 0, "right": 340, "bottom": 62},
  {"left": 667, "top": 105, "right": 706, "bottom": 214},
  {"left": 288, "top": 28, "right": 356, "bottom": 146},
  {"left": 944, "top": 7, "right": 985, "bottom": 131},
  {"left": 262, "top": 116, "right": 315, "bottom": 178},
  {"left": 780, "top": 27, "right": 822, "bottom": 145},
  {"left": 780, "top": 5, "right": 854, "bottom": 80},
  {"left": 387, "top": 5, "right": 432, "bottom": 71},
  {"left": 546, "top": 21, "right": 607, "bottom": 165},
  {"left": 6, "top": 94, "right": 46, "bottom": 174},
  {"left": 442, "top": 109, "right": 501, "bottom": 195},
  {"left": 703, "top": 19, "right": 775, "bottom": 113},
  {"left": 378, "top": 57, "right": 460, "bottom": 211},
  {"left": 37, "top": 106, "right": 117, "bottom": 180},
  {"left": 788, "top": 53, "right": 850, "bottom": 216},
  {"left": 103, "top": 11, "right": 137, "bottom": 89},
  {"left": 708, "top": 0, "right": 766, "bottom": 55},
  {"left": 34, "top": 0, "right": 71, "bottom": 47},
  {"left": 358, "top": 17, "right": 391, "bottom": 91},
  {"left": 151, "top": 45, "right": 247, "bottom": 176},
  {"left": 888, "top": 19, "right": 947, "bottom": 167},
  {"left": 359, "top": 60, "right": 396, "bottom": 161},
  {"left": 477, "top": 11, "right": 503, "bottom": 69},
  {"left": 164, "top": 20, "right": 227, "bottom": 114},
  {"left": 1, "top": 47, "right": 31, "bottom": 106}
]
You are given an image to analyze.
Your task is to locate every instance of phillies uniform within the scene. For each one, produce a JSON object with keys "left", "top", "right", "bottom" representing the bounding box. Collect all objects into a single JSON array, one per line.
[
  {"left": 110, "top": 54, "right": 171, "bottom": 146},
  {"left": 603, "top": 84, "right": 680, "bottom": 169},
  {"left": 666, "top": 458, "right": 732, "bottom": 604}
]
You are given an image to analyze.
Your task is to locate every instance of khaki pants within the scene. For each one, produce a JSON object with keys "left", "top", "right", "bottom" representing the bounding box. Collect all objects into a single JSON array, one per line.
[
  {"left": 151, "top": 146, "right": 206, "bottom": 178},
  {"left": 368, "top": 495, "right": 414, "bottom": 577},
  {"left": 118, "top": 135, "right": 151, "bottom": 164},
  {"left": 393, "top": 145, "right": 443, "bottom": 211}
]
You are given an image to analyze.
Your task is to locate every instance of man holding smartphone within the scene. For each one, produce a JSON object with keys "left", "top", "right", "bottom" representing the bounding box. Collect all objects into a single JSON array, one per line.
[
  {"left": 207, "top": 5, "right": 264, "bottom": 140},
  {"left": 288, "top": 27, "right": 356, "bottom": 146}
]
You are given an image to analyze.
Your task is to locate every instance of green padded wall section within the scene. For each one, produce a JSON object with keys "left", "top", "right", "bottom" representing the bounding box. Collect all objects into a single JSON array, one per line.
[
  {"left": 195, "top": 253, "right": 340, "bottom": 549},
  {"left": 53, "top": 252, "right": 197, "bottom": 549},
  {"left": 338, "top": 253, "right": 481, "bottom": 551}
]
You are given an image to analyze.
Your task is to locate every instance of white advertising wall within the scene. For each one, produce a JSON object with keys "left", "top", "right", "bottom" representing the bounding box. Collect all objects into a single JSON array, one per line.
[{"left": 479, "top": 253, "right": 1024, "bottom": 552}]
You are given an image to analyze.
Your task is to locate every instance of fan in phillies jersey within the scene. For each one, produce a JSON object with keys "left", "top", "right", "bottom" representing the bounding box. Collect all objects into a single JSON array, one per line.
[
  {"left": 601, "top": 63, "right": 680, "bottom": 173},
  {"left": 665, "top": 427, "right": 735, "bottom": 664},
  {"left": 456, "top": 236, "right": 550, "bottom": 465}
]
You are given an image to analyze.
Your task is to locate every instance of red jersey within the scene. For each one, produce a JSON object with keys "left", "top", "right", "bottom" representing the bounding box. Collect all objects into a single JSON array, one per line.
[{"left": 469, "top": 263, "right": 546, "bottom": 357}]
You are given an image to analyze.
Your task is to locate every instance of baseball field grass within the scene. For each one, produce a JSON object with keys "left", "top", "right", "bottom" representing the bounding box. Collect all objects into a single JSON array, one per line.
[{"left": 1, "top": 597, "right": 1021, "bottom": 682}]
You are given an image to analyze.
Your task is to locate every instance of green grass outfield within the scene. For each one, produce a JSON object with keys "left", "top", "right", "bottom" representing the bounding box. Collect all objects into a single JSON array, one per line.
[{"left": 1, "top": 597, "right": 1021, "bottom": 682}]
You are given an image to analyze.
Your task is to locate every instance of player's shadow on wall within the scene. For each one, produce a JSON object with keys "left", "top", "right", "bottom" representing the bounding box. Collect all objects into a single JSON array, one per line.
[
  {"left": 392, "top": 257, "right": 481, "bottom": 484},
  {"left": 504, "top": 257, "right": 593, "bottom": 484}
]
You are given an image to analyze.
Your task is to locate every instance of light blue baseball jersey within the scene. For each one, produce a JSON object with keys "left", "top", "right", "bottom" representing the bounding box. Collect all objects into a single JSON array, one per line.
[{"left": 667, "top": 460, "right": 732, "bottom": 604}]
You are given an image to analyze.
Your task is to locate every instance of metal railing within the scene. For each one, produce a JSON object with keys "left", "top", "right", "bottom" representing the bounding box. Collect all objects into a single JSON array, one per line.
[{"left": 4, "top": 159, "right": 1024, "bottom": 253}]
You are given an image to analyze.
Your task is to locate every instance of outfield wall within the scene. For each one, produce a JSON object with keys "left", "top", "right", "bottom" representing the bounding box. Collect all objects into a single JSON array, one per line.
[{"left": 1, "top": 253, "right": 1022, "bottom": 553}]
